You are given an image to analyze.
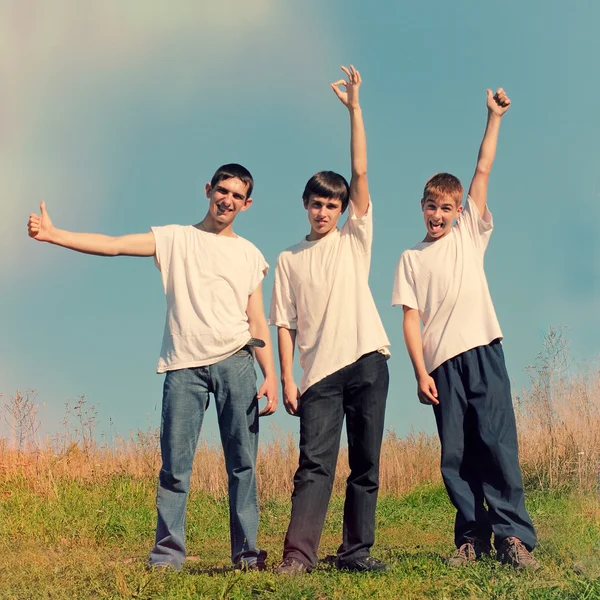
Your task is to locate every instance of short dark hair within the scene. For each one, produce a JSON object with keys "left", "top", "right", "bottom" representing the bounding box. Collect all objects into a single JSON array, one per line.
[
  {"left": 302, "top": 171, "right": 350, "bottom": 212},
  {"left": 210, "top": 163, "right": 254, "bottom": 198}
]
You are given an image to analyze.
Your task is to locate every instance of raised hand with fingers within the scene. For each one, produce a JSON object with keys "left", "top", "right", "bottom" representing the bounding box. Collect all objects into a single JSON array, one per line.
[
  {"left": 487, "top": 87, "right": 511, "bottom": 117},
  {"left": 331, "top": 64, "right": 362, "bottom": 110},
  {"left": 27, "top": 201, "right": 54, "bottom": 242}
]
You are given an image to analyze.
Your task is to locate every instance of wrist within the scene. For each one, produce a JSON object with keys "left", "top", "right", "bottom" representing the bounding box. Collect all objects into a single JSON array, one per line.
[
  {"left": 281, "top": 374, "right": 295, "bottom": 386},
  {"left": 415, "top": 369, "right": 429, "bottom": 381},
  {"left": 348, "top": 104, "right": 362, "bottom": 114},
  {"left": 46, "top": 226, "right": 60, "bottom": 243}
]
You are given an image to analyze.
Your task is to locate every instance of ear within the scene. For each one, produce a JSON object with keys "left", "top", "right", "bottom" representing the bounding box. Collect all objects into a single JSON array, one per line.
[
  {"left": 456, "top": 204, "right": 463, "bottom": 215},
  {"left": 205, "top": 182, "right": 212, "bottom": 198},
  {"left": 303, "top": 198, "right": 309, "bottom": 210},
  {"left": 240, "top": 197, "right": 253, "bottom": 212},
  {"left": 420, "top": 198, "right": 425, "bottom": 211}
]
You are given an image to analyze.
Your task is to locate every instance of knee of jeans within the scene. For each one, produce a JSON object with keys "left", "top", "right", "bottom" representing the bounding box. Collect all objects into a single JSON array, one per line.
[{"left": 159, "top": 468, "right": 192, "bottom": 492}]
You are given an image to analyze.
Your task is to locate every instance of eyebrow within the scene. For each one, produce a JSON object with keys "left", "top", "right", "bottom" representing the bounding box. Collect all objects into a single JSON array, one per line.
[{"left": 216, "top": 186, "right": 246, "bottom": 200}]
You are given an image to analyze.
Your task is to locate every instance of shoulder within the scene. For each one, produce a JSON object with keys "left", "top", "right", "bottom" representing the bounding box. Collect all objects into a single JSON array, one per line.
[
  {"left": 457, "top": 195, "right": 492, "bottom": 226},
  {"left": 234, "top": 235, "right": 268, "bottom": 264},
  {"left": 235, "top": 234, "right": 261, "bottom": 252},
  {"left": 151, "top": 224, "right": 184, "bottom": 234},
  {"left": 151, "top": 224, "right": 187, "bottom": 243},
  {"left": 277, "top": 239, "right": 308, "bottom": 262}
]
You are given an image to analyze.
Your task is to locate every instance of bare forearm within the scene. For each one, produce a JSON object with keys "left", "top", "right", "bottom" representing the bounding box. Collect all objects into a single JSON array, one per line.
[
  {"left": 277, "top": 327, "right": 296, "bottom": 383},
  {"left": 476, "top": 112, "right": 503, "bottom": 174},
  {"left": 250, "top": 319, "right": 276, "bottom": 379},
  {"left": 350, "top": 106, "right": 367, "bottom": 177},
  {"left": 44, "top": 228, "right": 154, "bottom": 257},
  {"left": 403, "top": 313, "right": 428, "bottom": 380},
  {"left": 349, "top": 106, "right": 370, "bottom": 215}
]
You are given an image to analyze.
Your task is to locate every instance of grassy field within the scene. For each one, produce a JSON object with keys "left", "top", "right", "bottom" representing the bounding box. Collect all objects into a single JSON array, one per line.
[
  {"left": 3, "top": 477, "right": 600, "bottom": 600},
  {"left": 4, "top": 331, "right": 600, "bottom": 598}
]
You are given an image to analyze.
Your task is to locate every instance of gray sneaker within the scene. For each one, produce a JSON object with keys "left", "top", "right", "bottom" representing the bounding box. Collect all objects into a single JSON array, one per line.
[
  {"left": 447, "top": 539, "right": 491, "bottom": 568},
  {"left": 497, "top": 537, "right": 540, "bottom": 571},
  {"left": 275, "top": 557, "right": 309, "bottom": 575}
]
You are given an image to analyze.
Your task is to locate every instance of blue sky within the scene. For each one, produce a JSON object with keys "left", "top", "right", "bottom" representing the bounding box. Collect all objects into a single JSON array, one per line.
[{"left": 2, "top": 0, "right": 599, "bottom": 445}]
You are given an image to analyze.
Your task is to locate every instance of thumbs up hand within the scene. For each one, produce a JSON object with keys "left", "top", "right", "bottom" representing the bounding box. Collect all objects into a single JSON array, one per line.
[{"left": 27, "top": 201, "right": 55, "bottom": 242}]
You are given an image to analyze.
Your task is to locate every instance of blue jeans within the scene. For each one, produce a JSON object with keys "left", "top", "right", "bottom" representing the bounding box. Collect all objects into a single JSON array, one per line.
[
  {"left": 149, "top": 348, "right": 262, "bottom": 569},
  {"left": 283, "top": 351, "right": 389, "bottom": 569}
]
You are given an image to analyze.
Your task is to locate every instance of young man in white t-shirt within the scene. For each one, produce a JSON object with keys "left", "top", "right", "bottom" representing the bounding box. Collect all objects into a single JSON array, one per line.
[
  {"left": 392, "top": 90, "right": 539, "bottom": 570},
  {"left": 27, "top": 164, "right": 278, "bottom": 571},
  {"left": 270, "top": 66, "right": 390, "bottom": 574}
]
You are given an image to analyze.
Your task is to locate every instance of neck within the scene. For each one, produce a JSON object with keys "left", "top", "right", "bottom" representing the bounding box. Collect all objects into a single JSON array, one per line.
[
  {"left": 306, "top": 227, "right": 336, "bottom": 242},
  {"left": 422, "top": 231, "right": 449, "bottom": 243},
  {"left": 196, "top": 214, "right": 236, "bottom": 237}
]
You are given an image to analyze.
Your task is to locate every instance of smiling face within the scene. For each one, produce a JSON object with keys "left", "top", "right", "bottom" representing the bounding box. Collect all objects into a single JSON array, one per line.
[
  {"left": 304, "top": 195, "right": 344, "bottom": 240},
  {"left": 421, "top": 193, "right": 463, "bottom": 241},
  {"left": 204, "top": 177, "right": 252, "bottom": 229}
]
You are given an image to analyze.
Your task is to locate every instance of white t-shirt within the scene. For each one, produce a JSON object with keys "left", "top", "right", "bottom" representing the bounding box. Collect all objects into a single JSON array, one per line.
[
  {"left": 152, "top": 224, "right": 268, "bottom": 373},
  {"left": 392, "top": 196, "right": 502, "bottom": 374},
  {"left": 269, "top": 201, "right": 390, "bottom": 394}
]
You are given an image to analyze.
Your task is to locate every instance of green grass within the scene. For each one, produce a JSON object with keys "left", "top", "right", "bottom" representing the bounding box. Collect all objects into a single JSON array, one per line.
[{"left": 2, "top": 478, "right": 600, "bottom": 599}]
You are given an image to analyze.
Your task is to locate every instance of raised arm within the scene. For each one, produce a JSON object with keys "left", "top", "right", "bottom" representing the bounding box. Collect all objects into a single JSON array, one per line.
[
  {"left": 246, "top": 284, "right": 278, "bottom": 416},
  {"left": 277, "top": 326, "right": 300, "bottom": 416},
  {"left": 468, "top": 88, "right": 511, "bottom": 217},
  {"left": 402, "top": 306, "right": 438, "bottom": 405},
  {"left": 331, "top": 65, "right": 369, "bottom": 217},
  {"left": 27, "top": 202, "right": 155, "bottom": 256}
]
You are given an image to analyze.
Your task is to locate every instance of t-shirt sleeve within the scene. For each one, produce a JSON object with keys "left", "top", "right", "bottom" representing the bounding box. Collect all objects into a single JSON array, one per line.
[
  {"left": 456, "top": 195, "right": 493, "bottom": 251},
  {"left": 151, "top": 225, "right": 177, "bottom": 274},
  {"left": 268, "top": 254, "right": 297, "bottom": 329},
  {"left": 248, "top": 246, "right": 269, "bottom": 295},
  {"left": 341, "top": 199, "right": 373, "bottom": 254},
  {"left": 392, "top": 252, "right": 419, "bottom": 310}
]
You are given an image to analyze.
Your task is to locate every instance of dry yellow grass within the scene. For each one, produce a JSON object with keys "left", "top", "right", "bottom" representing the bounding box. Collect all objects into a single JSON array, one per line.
[{"left": 2, "top": 329, "right": 598, "bottom": 498}]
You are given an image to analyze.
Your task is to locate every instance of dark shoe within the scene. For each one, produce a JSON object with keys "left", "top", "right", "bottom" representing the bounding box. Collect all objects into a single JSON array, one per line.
[
  {"left": 447, "top": 539, "right": 491, "bottom": 568},
  {"left": 336, "top": 556, "right": 388, "bottom": 572},
  {"left": 276, "top": 557, "right": 309, "bottom": 575},
  {"left": 497, "top": 537, "right": 540, "bottom": 570}
]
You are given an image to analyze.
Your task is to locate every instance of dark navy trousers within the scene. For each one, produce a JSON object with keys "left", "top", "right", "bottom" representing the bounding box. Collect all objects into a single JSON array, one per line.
[
  {"left": 431, "top": 340, "right": 537, "bottom": 551},
  {"left": 283, "top": 351, "right": 389, "bottom": 569}
]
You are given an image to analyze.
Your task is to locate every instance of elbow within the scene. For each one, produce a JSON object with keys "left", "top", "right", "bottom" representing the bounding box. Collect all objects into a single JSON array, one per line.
[
  {"left": 475, "top": 162, "right": 492, "bottom": 177},
  {"left": 352, "top": 167, "right": 368, "bottom": 179},
  {"left": 109, "top": 238, "right": 124, "bottom": 256}
]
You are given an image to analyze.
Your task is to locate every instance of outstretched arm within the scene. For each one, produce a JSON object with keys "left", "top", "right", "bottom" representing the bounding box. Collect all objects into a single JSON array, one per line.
[
  {"left": 468, "top": 88, "right": 511, "bottom": 217},
  {"left": 27, "top": 201, "right": 155, "bottom": 256},
  {"left": 403, "top": 306, "right": 439, "bottom": 405},
  {"left": 331, "top": 65, "right": 369, "bottom": 217},
  {"left": 246, "top": 285, "right": 278, "bottom": 416}
]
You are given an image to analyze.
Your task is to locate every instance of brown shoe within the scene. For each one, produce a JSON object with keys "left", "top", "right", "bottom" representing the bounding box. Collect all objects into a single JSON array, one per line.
[
  {"left": 447, "top": 538, "right": 491, "bottom": 568},
  {"left": 497, "top": 537, "right": 540, "bottom": 570},
  {"left": 275, "top": 557, "right": 309, "bottom": 575}
]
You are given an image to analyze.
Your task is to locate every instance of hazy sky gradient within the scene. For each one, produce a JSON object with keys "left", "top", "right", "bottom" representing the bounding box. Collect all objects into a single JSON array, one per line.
[{"left": 2, "top": 0, "right": 599, "bottom": 444}]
